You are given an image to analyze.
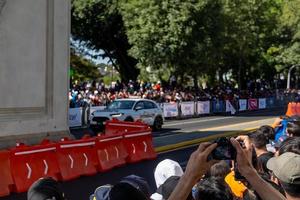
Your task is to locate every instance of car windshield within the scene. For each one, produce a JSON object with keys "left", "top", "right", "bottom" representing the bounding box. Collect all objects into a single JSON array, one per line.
[{"left": 107, "top": 100, "right": 135, "bottom": 110}]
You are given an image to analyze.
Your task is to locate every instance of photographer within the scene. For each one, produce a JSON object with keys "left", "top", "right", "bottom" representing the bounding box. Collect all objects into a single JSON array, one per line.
[{"left": 168, "top": 137, "right": 286, "bottom": 200}]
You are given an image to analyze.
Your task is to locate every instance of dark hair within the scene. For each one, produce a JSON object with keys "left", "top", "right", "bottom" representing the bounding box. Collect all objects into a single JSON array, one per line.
[
  {"left": 278, "top": 137, "right": 300, "bottom": 155},
  {"left": 280, "top": 181, "right": 300, "bottom": 197},
  {"left": 258, "top": 125, "right": 275, "bottom": 140},
  {"left": 27, "top": 177, "right": 65, "bottom": 200},
  {"left": 249, "top": 129, "right": 269, "bottom": 149},
  {"left": 209, "top": 161, "right": 231, "bottom": 179},
  {"left": 287, "top": 121, "right": 300, "bottom": 137},
  {"left": 194, "top": 177, "right": 233, "bottom": 200},
  {"left": 110, "top": 183, "right": 147, "bottom": 200}
]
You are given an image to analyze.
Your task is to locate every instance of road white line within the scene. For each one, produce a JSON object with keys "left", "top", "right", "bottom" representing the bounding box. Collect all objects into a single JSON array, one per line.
[{"left": 164, "top": 116, "right": 235, "bottom": 127}]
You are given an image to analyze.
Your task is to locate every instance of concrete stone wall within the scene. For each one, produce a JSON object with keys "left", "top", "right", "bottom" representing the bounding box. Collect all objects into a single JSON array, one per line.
[{"left": 0, "top": 0, "right": 70, "bottom": 148}]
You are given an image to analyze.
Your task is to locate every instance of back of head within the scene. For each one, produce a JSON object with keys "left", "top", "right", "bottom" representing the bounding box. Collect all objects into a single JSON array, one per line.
[
  {"left": 287, "top": 121, "right": 300, "bottom": 137},
  {"left": 278, "top": 137, "right": 300, "bottom": 155},
  {"left": 194, "top": 177, "right": 233, "bottom": 200},
  {"left": 267, "top": 152, "right": 300, "bottom": 198},
  {"left": 154, "top": 159, "right": 183, "bottom": 188},
  {"left": 110, "top": 175, "right": 150, "bottom": 200},
  {"left": 209, "top": 161, "right": 231, "bottom": 180},
  {"left": 156, "top": 176, "right": 193, "bottom": 200},
  {"left": 258, "top": 125, "right": 275, "bottom": 140},
  {"left": 249, "top": 129, "right": 269, "bottom": 149},
  {"left": 27, "top": 177, "right": 65, "bottom": 200}
]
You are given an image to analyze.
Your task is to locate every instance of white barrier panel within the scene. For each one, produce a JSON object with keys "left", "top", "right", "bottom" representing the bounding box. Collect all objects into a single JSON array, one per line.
[
  {"left": 181, "top": 102, "right": 195, "bottom": 116},
  {"left": 259, "top": 98, "right": 266, "bottom": 109},
  {"left": 197, "top": 101, "right": 210, "bottom": 114},
  {"left": 163, "top": 103, "right": 179, "bottom": 118},
  {"left": 69, "top": 108, "right": 82, "bottom": 127},
  {"left": 239, "top": 99, "right": 247, "bottom": 111},
  {"left": 90, "top": 106, "right": 106, "bottom": 117},
  {"left": 226, "top": 100, "right": 236, "bottom": 115}
]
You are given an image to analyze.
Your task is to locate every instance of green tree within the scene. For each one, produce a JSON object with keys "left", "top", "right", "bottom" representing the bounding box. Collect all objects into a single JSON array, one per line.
[
  {"left": 71, "top": 0, "right": 139, "bottom": 82},
  {"left": 121, "top": 0, "right": 225, "bottom": 86},
  {"left": 70, "top": 48, "right": 101, "bottom": 81}
]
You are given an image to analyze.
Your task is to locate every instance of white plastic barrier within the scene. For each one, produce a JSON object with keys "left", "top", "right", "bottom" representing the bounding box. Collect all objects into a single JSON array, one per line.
[
  {"left": 226, "top": 100, "right": 236, "bottom": 115},
  {"left": 259, "top": 98, "right": 266, "bottom": 109},
  {"left": 69, "top": 108, "right": 83, "bottom": 127},
  {"left": 181, "top": 102, "right": 195, "bottom": 116},
  {"left": 163, "top": 103, "right": 179, "bottom": 118},
  {"left": 197, "top": 101, "right": 210, "bottom": 114},
  {"left": 239, "top": 99, "right": 247, "bottom": 111}
]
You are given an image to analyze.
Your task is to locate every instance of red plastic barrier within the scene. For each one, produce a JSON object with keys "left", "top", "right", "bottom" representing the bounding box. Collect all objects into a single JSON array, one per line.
[
  {"left": 123, "top": 129, "right": 157, "bottom": 163},
  {"left": 10, "top": 142, "right": 60, "bottom": 193},
  {"left": 95, "top": 133, "right": 128, "bottom": 171},
  {"left": 105, "top": 119, "right": 150, "bottom": 136},
  {"left": 296, "top": 103, "right": 300, "bottom": 116},
  {"left": 0, "top": 150, "right": 13, "bottom": 197},
  {"left": 56, "top": 137, "right": 98, "bottom": 181},
  {"left": 286, "top": 102, "right": 293, "bottom": 116},
  {"left": 291, "top": 102, "right": 297, "bottom": 116}
]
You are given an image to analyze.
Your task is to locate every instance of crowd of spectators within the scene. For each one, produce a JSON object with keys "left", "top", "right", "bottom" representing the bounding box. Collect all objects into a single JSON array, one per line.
[
  {"left": 27, "top": 115, "right": 300, "bottom": 200},
  {"left": 69, "top": 79, "right": 287, "bottom": 108}
]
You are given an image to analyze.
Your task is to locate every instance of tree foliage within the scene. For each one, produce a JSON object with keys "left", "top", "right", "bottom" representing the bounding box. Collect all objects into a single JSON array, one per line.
[
  {"left": 71, "top": 0, "right": 139, "bottom": 82},
  {"left": 71, "top": 0, "right": 300, "bottom": 88}
]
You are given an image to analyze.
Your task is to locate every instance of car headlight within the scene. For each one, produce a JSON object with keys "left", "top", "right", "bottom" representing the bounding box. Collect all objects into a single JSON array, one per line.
[{"left": 110, "top": 113, "right": 124, "bottom": 117}]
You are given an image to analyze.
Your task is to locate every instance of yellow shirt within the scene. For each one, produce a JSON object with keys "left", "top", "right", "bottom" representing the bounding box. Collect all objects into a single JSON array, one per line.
[{"left": 225, "top": 171, "right": 247, "bottom": 198}]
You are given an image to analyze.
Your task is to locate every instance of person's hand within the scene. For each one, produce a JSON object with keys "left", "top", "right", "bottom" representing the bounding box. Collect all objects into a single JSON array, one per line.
[
  {"left": 272, "top": 117, "right": 282, "bottom": 128},
  {"left": 230, "top": 136, "right": 255, "bottom": 178},
  {"left": 184, "top": 142, "right": 218, "bottom": 183}
]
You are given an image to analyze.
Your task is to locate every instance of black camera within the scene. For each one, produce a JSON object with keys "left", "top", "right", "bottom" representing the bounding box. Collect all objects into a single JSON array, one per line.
[{"left": 209, "top": 137, "right": 237, "bottom": 160}]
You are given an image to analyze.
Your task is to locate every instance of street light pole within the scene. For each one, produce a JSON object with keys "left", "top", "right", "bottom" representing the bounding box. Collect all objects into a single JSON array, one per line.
[{"left": 287, "top": 65, "right": 299, "bottom": 89}]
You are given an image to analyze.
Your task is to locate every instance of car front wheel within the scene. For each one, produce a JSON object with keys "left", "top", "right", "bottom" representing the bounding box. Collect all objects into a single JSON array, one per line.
[{"left": 153, "top": 116, "right": 163, "bottom": 131}]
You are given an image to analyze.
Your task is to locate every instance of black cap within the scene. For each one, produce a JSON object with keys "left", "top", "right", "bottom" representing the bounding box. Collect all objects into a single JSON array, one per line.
[{"left": 27, "top": 177, "right": 65, "bottom": 200}]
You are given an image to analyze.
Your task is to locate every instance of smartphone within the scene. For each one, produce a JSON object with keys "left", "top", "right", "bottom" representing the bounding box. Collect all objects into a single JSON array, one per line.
[
  {"left": 234, "top": 162, "right": 245, "bottom": 181},
  {"left": 210, "top": 137, "right": 236, "bottom": 160}
]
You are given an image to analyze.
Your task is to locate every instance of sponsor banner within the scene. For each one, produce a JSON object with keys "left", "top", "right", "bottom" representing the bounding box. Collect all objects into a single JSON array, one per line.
[
  {"left": 69, "top": 108, "right": 82, "bottom": 127},
  {"left": 239, "top": 99, "right": 247, "bottom": 111},
  {"left": 266, "top": 97, "right": 275, "bottom": 108},
  {"left": 90, "top": 106, "right": 106, "bottom": 117},
  {"left": 163, "top": 103, "right": 179, "bottom": 118},
  {"left": 226, "top": 100, "right": 236, "bottom": 115},
  {"left": 197, "top": 101, "right": 210, "bottom": 114},
  {"left": 212, "top": 100, "right": 225, "bottom": 113},
  {"left": 181, "top": 102, "right": 195, "bottom": 116},
  {"left": 259, "top": 98, "right": 267, "bottom": 109},
  {"left": 248, "top": 99, "right": 258, "bottom": 110}
]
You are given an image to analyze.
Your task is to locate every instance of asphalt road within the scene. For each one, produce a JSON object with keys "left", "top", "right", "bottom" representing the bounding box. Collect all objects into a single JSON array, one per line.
[{"left": 1, "top": 108, "right": 285, "bottom": 200}]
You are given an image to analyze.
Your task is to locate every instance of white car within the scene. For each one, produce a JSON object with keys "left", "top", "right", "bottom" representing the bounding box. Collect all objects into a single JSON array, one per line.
[{"left": 89, "top": 99, "right": 164, "bottom": 131}]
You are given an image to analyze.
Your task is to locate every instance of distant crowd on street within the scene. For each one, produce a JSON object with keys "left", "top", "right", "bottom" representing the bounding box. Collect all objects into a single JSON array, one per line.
[{"left": 69, "top": 77, "right": 300, "bottom": 108}]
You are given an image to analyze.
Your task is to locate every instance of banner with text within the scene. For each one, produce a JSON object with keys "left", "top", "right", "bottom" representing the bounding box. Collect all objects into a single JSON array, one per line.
[
  {"left": 181, "top": 102, "right": 195, "bottom": 116},
  {"left": 197, "top": 101, "right": 210, "bottom": 114},
  {"left": 259, "top": 98, "right": 267, "bottom": 109},
  {"left": 163, "top": 103, "right": 179, "bottom": 118},
  {"left": 69, "top": 108, "right": 82, "bottom": 127},
  {"left": 226, "top": 100, "right": 236, "bottom": 115},
  {"left": 239, "top": 99, "right": 247, "bottom": 111},
  {"left": 248, "top": 99, "right": 258, "bottom": 110},
  {"left": 212, "top": 100, "right": 225, "bottom": 113}
]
